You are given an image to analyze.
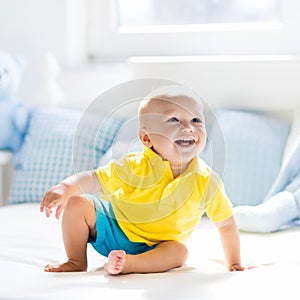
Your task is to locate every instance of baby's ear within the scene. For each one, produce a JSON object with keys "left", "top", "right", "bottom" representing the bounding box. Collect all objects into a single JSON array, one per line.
[{"left": 139, "top": 129, "right": 152, "bottom": 147}]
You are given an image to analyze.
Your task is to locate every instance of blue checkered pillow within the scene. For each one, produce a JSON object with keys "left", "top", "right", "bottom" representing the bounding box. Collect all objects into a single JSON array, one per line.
[
  {"left": 210, "top": 109, "right": 290, "bottom": 206},
  {"left": 8, "top": 107, "right": 122, "bottom": 204}
]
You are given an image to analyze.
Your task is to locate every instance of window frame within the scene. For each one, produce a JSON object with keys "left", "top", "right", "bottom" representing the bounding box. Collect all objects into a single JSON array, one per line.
[{"left": 87, "top": 0, "right": 300, "bottom": 61}]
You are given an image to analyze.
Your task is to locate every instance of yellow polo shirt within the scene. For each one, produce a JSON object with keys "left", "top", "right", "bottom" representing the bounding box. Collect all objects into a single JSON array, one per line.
[{"left": 96, "top": 147, "right": 233, "bottom": 246}]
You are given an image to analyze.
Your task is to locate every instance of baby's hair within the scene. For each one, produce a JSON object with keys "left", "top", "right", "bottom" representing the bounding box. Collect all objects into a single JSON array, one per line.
[
  {"left": 138, "top": 84, "right": 203, "bottom": 117},
  {"left": 147, "top": 85, "right": 202, "bottom": 102}
]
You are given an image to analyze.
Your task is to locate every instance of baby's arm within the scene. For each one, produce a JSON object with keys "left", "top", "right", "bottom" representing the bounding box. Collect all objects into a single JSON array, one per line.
[
  {"left": 40, "top": 170, "right": 101, "bottom": 219},
  {"left": 214, "top": 216, "right": 244, "bottom": 271}
]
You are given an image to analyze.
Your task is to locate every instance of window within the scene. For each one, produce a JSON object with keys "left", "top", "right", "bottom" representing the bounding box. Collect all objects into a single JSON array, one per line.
[
  {"left": 87, "top": 0, "right": 300, "bottom": 61},
  {"left": 117, "top": 0, "right": 280, "bottom": 31}
]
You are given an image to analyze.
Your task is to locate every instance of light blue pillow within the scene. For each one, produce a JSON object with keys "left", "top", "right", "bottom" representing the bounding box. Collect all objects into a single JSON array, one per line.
[
  {"left": 210, "top": 109, "right": 290, "bottom": 207},
  {"left": 8, "top": 107, "right": 123, "bottom": 204},
  {"left": 99, "top": 117, "right": 144, "bottom": 166}
]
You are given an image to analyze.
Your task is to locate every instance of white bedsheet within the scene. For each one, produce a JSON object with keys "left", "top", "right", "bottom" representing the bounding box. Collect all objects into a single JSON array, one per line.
[{"left": 0, "top": 203, "right": 299, "bottom": 300}]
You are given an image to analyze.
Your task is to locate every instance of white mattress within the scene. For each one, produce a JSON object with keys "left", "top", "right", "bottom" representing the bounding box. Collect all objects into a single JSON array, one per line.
[{"left": 1, "top": 203, "right": 299, "bottom": 300}]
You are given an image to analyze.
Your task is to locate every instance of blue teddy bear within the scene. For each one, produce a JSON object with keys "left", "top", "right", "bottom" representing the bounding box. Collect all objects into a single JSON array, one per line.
[{"left": 0, "top": 51, "right": 30, "bottom": 153}]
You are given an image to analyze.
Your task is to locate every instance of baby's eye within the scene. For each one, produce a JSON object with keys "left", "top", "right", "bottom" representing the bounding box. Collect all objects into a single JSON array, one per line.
[
  {"left": 191, "top": 117, "right": 203, "bottom": 123},
  {"left": 167, "top": 117, "right": 179, "bottom": 122}
]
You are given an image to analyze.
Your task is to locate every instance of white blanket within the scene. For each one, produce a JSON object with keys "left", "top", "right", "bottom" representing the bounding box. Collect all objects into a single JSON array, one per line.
[{"left": 0, "top": 203, "right": 299, "bottom": 300}]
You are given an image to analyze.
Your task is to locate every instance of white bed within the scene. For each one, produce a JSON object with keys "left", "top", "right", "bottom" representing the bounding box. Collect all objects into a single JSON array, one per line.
[
  {"left": 1, "top": 203, "right": 300, "bottom": 300},
  {"left": 1, "top": 69, "right": 300, "bottom": 300}
]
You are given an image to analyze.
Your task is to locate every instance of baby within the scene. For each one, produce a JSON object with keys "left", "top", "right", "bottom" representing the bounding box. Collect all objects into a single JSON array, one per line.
[{"left": 40, "top": 86, "right": 244, "bottom": 274}]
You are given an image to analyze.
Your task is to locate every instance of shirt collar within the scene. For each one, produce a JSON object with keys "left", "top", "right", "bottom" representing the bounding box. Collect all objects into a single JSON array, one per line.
[{"left": 143, "top": 147, "right": 211, "bottom": 177}]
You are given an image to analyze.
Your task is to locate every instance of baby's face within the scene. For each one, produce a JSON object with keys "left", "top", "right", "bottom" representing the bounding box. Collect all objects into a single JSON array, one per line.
[{"left": 139, "top": 95, "right": 206, "bottom": 167}]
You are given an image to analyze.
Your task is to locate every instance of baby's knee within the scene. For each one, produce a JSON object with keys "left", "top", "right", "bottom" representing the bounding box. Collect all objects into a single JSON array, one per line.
[
  {"left": 65, "top": 195, "right": 90, "bottom": 212},
  {"left": 170, "top": 241, "right": 189, "bottom": 266}
]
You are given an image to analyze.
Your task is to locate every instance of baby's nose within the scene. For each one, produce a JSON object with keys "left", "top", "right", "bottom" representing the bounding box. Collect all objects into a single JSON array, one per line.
[{"left": 181, "top": 121, "right": 194, "bottom": 131}]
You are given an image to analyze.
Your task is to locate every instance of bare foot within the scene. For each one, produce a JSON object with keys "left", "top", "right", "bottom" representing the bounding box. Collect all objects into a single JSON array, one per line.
[
  {"left": 44, "top": 261, "right": 86, "bottom": 272},
  {"left": 104, "top": 250, "right": 126, "bottom": 275}
]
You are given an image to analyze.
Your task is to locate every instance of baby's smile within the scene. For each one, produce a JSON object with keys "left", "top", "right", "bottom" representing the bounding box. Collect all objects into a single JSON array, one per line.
[{"left": 175, "top": 138, "right": 195, "bottom": 147}]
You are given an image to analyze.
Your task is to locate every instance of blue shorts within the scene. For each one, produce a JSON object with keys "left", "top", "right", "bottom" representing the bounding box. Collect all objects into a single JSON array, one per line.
[{"left": 88, "top": 195, "right": 155, "bottom": 257}]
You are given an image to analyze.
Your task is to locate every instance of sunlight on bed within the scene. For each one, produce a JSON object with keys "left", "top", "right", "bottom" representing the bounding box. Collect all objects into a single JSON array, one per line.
[{"left": 1, "top": 203, "right": 299, "bottom": 300}]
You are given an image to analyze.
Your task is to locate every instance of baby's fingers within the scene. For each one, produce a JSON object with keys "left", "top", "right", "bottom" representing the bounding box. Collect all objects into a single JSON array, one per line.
[
  {"left": 40, "top": 199, "right": 50, "bottom": 213},
  {"left": 40, "top": 202, "right": 45, "bottom": 213},
  {"left": 55, "top": 205, "right": 65, "bottom": 220},
  {"left": 41, "top": 198, "right": 60, "bottom": 218},
  {"left": 228, "top": 264, "right": 245, "bottom": 272},
  {"left": 45, "top": 206, "right": 53, "bottom": 218}
]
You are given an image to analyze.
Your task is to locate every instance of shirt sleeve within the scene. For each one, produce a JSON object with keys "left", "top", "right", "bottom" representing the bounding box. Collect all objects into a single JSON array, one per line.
[
  {"left": 204, "top": 172, "right": 233, "bottom": 223},
  {"left": 96, "top": 157, "right": 129, "bottom": 197}
]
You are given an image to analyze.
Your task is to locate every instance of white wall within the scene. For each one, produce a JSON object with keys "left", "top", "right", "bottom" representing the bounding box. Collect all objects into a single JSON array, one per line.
[
  {"left": 0, "top": 0, "right": 93, "bottom": 106},
  {"left": 129, "top": 55, "right": 300, "bottom": 117},
  {"left": 0, "top": 0, "right": 86, "bottom": 65},
  {"left": 0, "top": 0, "right": 299, "bottom": 115}
]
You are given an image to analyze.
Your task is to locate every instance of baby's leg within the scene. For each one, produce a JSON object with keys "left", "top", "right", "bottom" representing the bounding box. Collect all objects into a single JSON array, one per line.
[
  {"left": 45, "top": 195, "right": 96, "bottom": 272},
  {"left": 104, "top": 241, "right": 188, "bottom": 275}
]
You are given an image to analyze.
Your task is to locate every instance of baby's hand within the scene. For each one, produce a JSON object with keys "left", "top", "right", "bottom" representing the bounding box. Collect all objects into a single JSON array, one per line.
[
  {"left": 40, "top": 183, "right": 70, "bottom": 219},
  {"left": 228, "top": 264, "right": 245, "bottom": 272}
]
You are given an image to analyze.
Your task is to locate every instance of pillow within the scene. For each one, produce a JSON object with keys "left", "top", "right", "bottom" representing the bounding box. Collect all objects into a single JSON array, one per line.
[
  {"left": 99, "top": 117, "right": 143, "bottom": 166},
  {"left": 209, "top": 109, "right": 290, "bottom": 207},
  {"left": 8, "top": 107, "right": 123, "bottom": 204},
  {"left": 283, "top": 108, "right": 300, "bottom": 161}
]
